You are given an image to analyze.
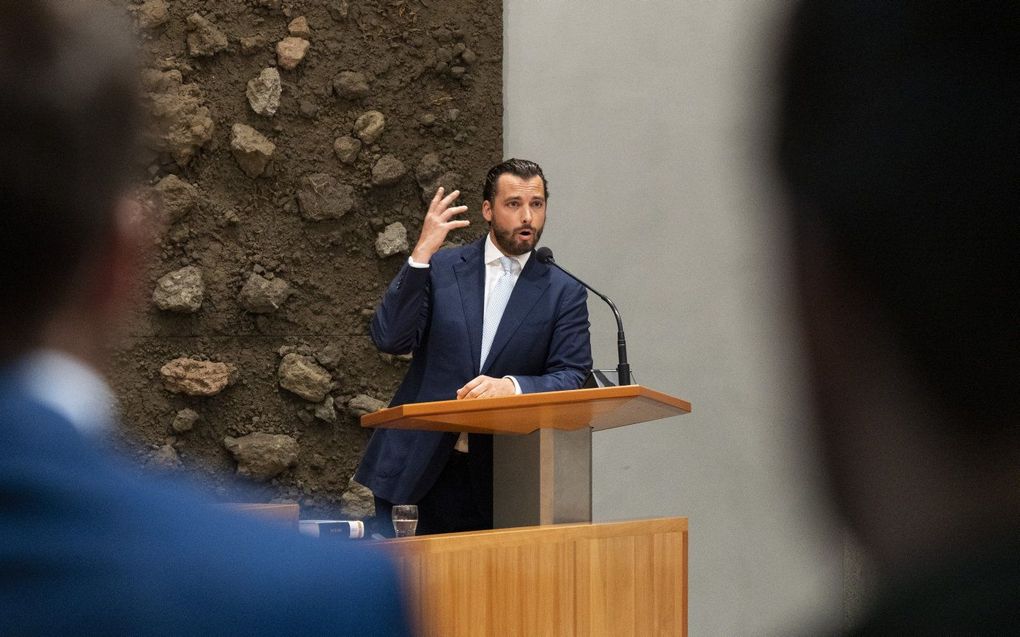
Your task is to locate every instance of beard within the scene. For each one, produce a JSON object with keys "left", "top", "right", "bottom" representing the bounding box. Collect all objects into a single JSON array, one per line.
[{"left": 491, "top": 222, "right": 543, "bottom": 256}]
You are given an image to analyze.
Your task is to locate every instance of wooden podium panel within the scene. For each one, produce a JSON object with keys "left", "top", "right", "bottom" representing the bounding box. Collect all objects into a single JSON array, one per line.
[
  {"left": 361, "top": 385, "right": 692, "bottom": 435},
  {"left": 384, "top": 518, "right": 688, "bottom": 637}
]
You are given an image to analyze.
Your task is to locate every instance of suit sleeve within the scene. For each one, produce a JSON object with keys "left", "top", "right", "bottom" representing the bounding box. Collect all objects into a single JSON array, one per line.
[
  {"left": 370, "top": 263, "right": 432, "bottom": 355},
  {"left": 514, "top": 283, "right": 593, "bottom": 394}
]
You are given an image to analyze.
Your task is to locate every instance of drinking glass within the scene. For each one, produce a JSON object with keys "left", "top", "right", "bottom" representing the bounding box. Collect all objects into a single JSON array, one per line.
[{"left": 392, "top": 504, "right": 418, "bottom": 538}]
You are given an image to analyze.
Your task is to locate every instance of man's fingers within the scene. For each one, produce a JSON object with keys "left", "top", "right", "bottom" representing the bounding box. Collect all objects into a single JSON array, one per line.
[
  {"left": 426, "top": 187, "right": 446, "bottom": 216},
  {"left": 415, "top": 187, "right": 466, "bottom": 264},
  {"left": 440, "top": 205, "right": 468, "bottom": 220},
  {"left": 427, "top": 189, "right": 462, "bottom": 219},
  {"left": 456, "top": 377, "right": 481, "bottom": 399},
  {"left": 457, "top": 375, "right": 490, "bottom": 399},
  {"left": 439, "top": 189, "right": 461, "bottom": 208},
  {"left": 447, "top": 220, "right": 470, "bottom": 230}
]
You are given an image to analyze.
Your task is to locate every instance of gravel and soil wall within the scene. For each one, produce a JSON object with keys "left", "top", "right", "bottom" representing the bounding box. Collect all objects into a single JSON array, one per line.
[{"left": 110, "top": 0, "right": 501, "bottom": 518}]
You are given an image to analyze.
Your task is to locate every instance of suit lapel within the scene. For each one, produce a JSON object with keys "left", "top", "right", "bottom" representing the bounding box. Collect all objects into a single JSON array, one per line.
[
  {"left": 481, "top": 254, "right": 551, "bottom": 373},
  {"left": 454, "top": 239, "right": 486, "bottom": 375}
]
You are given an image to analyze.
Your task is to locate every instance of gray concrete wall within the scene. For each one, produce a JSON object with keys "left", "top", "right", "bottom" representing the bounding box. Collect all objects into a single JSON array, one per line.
[{"left": 503, "top": 1, "right": 844, "bottom": 633}]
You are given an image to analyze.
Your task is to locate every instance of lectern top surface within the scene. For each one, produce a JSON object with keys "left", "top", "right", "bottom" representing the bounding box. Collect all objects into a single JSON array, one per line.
[{"left": 361, "top": 385, "right": 691, "bottom": 435}]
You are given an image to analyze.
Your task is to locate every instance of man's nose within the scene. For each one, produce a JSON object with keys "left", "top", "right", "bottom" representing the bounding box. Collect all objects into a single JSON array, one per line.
[{"left": 521, "top": 206, "right": 533, "bottom": 223}]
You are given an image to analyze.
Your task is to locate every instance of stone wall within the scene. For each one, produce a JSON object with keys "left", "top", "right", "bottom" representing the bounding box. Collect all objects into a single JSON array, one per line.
[{"left": 111, "top": 0, "right": 502, "bottom": 518}]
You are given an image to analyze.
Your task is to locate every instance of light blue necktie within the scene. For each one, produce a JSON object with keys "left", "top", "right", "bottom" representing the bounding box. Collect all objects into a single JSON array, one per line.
[{"left": 480, "top": 256, "right": 519, "bottom": 368}]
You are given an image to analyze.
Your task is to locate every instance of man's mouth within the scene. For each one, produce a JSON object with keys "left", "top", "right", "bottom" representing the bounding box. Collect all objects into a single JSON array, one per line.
[{"left": 516, "top": 228, "right": 533, "bottom": 238}]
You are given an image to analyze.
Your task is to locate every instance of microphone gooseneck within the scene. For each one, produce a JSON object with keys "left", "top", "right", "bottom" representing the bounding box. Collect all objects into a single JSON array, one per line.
[{"left": 535, "top": 247, "right": 631, "bottom": 385}]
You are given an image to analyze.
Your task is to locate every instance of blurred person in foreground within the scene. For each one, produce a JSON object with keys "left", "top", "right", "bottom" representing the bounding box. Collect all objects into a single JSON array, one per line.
[
  {"left": 776, "top": 1, "right": 1019, "bottom": 633},
  {"left": 0, "top": 1, "right": 411, "bottom": 634}
]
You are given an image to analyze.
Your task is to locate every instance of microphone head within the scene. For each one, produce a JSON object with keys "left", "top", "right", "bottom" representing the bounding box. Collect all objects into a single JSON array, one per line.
[{"left": 535, "top": 247, "right": 555, "bottom": 264}]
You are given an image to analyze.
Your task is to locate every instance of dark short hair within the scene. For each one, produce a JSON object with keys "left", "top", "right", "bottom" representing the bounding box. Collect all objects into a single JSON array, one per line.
[
  {"left": 0, "top": 0, "right": 140, "bottom": 356},
  {"left": 482, "top": 158, "right": 549, "bottom": 204},
  {"left": 776, "top": 1, "right": 1020, "bottom": 432}
]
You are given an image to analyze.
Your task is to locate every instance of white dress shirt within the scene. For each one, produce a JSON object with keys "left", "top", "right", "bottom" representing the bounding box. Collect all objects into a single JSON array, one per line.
[{"left": 482, "top": 233, "right": 531, "bottom": 312}]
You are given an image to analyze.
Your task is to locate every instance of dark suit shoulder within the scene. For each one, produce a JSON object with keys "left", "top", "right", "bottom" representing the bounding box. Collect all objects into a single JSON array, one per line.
[{"left": 429, "top": 239, "right": 483, "bottom": 269}]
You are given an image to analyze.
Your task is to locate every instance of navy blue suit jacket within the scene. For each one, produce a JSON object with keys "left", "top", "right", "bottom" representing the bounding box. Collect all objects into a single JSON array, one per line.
[
  {"left": 355, "top": 238, "right": 592, "bottom": 504},
  {"left": 0, "top": 374, "right": 412, "bottom": 635}
]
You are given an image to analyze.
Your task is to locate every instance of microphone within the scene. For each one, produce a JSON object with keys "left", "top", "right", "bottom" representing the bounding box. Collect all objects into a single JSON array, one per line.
[{"left": 535, "top": 247, "right": 631, "bottom": 386}]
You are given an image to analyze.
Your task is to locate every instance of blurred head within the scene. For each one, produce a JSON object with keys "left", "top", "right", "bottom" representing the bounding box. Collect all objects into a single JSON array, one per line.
[
  {"left": 481, "top": 159, "right": 548, "bottom": 256},
  {"left": 775, "top": 0, "right": 1020, "bottom": 561},
  {"left": 0, "top": 0, "right": 143, "bottom": 364}
]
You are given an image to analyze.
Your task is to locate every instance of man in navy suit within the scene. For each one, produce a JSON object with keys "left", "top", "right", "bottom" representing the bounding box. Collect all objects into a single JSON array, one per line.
[
  {"left": 356, "top": 159, "right": 593, "bottom": 535},
  {"left": 0, "top": 2, "right": 411, "bottom": 634}
]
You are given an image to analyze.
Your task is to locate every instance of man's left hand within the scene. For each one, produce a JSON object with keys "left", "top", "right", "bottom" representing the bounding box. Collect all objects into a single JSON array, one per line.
[{"left": 456, "top": 375, "right": 515, "bottom": 399}]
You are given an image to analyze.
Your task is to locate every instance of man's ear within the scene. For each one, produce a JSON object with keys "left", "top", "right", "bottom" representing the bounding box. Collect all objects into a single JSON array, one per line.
[{"left": 481, "top": 199, "right": 493, "bottom": 223}]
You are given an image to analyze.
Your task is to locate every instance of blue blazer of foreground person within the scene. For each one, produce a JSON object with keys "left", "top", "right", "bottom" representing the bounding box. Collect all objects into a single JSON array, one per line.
[
  {"left": 0, "top": 2, "right": 411, "bottom": 634},
  {"left": 356, "top": 159, "right": 593, "bottom": 536}
]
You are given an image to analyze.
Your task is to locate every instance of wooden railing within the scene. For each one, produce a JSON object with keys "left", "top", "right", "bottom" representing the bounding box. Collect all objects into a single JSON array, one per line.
[{"left": 384, "top": 517, "right": 688, "bottom": 637}]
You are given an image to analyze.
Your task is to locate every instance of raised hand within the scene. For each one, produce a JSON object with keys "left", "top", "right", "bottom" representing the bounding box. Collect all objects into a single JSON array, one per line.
[{"left": 410, "top": 187, "right": 470, "bottom": 264}]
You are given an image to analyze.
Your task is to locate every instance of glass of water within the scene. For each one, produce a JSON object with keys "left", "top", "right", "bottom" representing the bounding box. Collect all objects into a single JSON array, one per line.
[{"left": 392, "top": 504, "right": 418, "bottom": 538}]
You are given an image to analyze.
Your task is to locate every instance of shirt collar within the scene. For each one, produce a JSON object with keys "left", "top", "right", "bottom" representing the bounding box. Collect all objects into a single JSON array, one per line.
[
  {"left": 9, "top": 349, "right": 117, "bottom": 436},
  {"left": 484, "top": 233, "right": 532, "bottom": 270}
]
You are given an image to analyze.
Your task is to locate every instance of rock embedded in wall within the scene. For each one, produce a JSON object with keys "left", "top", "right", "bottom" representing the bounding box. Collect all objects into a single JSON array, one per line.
[
  {"left": 230, "top": 123, "right": 276, "bottom": 178},
  {"left": 315, "top": 344, "right": 345, "bottom": 370},
  {"left": 353, "top": 110, "right": 386, "bottom": 144},
  {"left": 186, "top": 13, "right": 229, "bottom": 58},
  {"left": 278, "top": 353, "right": 333, "bottom": 403},
  {"left": 333, "top": 136, "right": 362, "bottom": 164},
  {"left": 333, "top": 71, "right": 371, "bottom": 100},
  {"left": 246, "top": 68, "right": 282, "bottom": 116},
  {"left": 375, "top": 222, "right": 409, "bottom": 258},
  {"left": 296, "top": 173, "right": 355, "bottom": 221},
  {"left": 160, "top": 358, "right": 233, "bottom": 397},
  {"left": 287, "top": 16, "right": 311, "bottom": 39},
  {"left": 131, "top": 0, "right": 168, "bottom": 30},
  {"left": 152, "top": 265, "right": 204, "bottom": 313},
  {"left": 171, "top": 408, "right": 200, "bottom": 433},
  {"left": 314, "top": 396, "right": 337, "bottom": 423},
  {"left": 224, "top": 433, "right": 299, "bottom": 482},
  {"left": 328, "top": 0, "right": 350, "bottom": 20},
  {"left": 414, "top": 152, "right": 466, "bottom": 201},
  {"left": 371, "top": 154, "right": 407, "bottom": 187},
  {"left": 239, "top": 272, "right": 292, "bottom": 313},
  {"left": 415, "top": 152, "right": 443, "bottom": 186},
  {"left": 239, "top": 33, "right": 266, "bottom": 55},
  {"left": 276, "top": 36, "right": 310, "bottom": 70},
  {"left": 141, "top": 69, "right": 214, "bottom": 167},
  {"left": 152, "top": 174, "right": 198, "bottom": 224},
  {"left": 348, "top": 394, "right": 387, "bottom": 416},
  {"left": 420, "top": 170, "right": 465, "bottom": 204},
  {"left": 339, "top": 479, "right": 375, "bottom": 518}
]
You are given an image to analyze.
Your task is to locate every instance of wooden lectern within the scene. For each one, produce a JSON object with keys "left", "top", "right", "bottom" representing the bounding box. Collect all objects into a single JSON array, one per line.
[
  {"left": 362, "top": 385, "right": 691, "bottom": 527},
  {"left": 364, "top": 387, "right": 691, "bottom": 635}
]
